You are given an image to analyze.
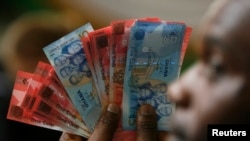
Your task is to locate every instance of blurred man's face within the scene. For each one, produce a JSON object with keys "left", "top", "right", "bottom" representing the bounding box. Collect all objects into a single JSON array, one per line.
[{"left": 168, "top": 1, "right": 250, "bottom": 141}]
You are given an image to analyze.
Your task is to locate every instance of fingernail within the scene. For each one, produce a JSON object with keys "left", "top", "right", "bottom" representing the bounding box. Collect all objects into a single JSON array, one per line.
[
  {"left": 139, "top": 104, "right": 154, "bottom": 116},
  {"left": 107, "top": 104, "right": 120, "bottom": 114}
]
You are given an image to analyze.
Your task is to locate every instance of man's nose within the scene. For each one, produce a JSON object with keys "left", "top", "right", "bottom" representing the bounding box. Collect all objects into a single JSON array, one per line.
[{"left": 168, "top": 81, "right": 191, "bottom": 109}]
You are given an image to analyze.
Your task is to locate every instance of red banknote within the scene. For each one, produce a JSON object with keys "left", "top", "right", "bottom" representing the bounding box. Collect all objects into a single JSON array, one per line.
[
  {"left": 7, "top": 71, "right": 63, "bottom": 131},
  {"left": 34, "top": 61, "right": 90, "bottom": 134},
  {"left": 88, "top": 26, "right": 112, "bottom": 107}
]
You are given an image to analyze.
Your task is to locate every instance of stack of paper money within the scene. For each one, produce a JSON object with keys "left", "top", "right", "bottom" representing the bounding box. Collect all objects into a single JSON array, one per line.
[{"left": 6, "top": 17, "right": 192, "bottom": 139}]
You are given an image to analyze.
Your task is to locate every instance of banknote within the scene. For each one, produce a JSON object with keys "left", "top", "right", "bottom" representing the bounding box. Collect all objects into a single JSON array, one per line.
[
  {"left": 81, "top": 36, "right": 101, "bottom": 109},
  {"left": 30, "top": 69, "right": 91, "bottom": 136},
  {"left": 7, "top": 71, "right": 63, "bottom": 132},
  {"left": 109, "top": 17, "right": 162, "bottom": 106},
  {"left": 111, "top": 18, "right": 165, "bottom": 141},
  {"left": 24, "top": 73, "right": 89, "bottom": 137},
  {"left": 34, "top": 61, "right": 91, "bottom": 134},
  {"left": 30, "top": 96, "right": 89, "bottom": 137},
  {"left": 109, "top": 19, "right": 135, "bottom": 106},
  {"left": 43, "top": 23, "right": 102, "bottom": 132},
  {"left": 88, "top": 26, "right": 111, "bottom": 107},
  {"left": 179, "top": 27, "right": 192, "bottom": 71},
  {"left": 113, "top": 128, "right": 136, "bottom": 141},
  {"left": 122, "top": 20, "right": 191, "bottom": 131}
]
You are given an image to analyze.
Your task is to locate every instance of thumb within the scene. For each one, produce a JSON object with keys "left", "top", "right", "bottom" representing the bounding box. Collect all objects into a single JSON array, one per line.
[
  {"left": 59, "top": 132, "right": 85, "bottom": 141},
  {"left": 88, "top": 104, "right": 120, "bottom": 141},
  {"left": 136, "top": 104, "right": 157, "bottom": 141}
]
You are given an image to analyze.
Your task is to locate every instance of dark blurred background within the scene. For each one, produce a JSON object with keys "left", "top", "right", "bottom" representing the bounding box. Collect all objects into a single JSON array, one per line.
[
  {"left": 0, "top": 1, "right": 69, "bottom": 141},
  {"left": 0, "top": 0, "right": 210, "bottom": 141},
  {"left": 0, "top": 0, "right": 211, "bottom": 75}
]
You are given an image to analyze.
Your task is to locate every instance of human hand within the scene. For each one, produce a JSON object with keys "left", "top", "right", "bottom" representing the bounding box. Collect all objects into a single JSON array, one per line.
[
  {"left": 59, "top": 104, "right": 169, "bottom": 141},
  {"left": 59, "top": 132, "right": 86, "bottom": 141}
]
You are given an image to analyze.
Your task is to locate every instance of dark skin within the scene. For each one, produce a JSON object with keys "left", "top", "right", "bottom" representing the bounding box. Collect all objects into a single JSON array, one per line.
[
  {"left": 60, "top": 0, "right": 250, "bottom": 141},
  {"left": 60, "top": 104, "right": 168, "bottom": 141},
  {"left": 168, "top": 0, "right": 250, "bottom": 140}
]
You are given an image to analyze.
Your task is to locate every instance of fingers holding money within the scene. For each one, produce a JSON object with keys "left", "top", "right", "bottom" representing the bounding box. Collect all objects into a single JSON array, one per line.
[
  {"left": 88, "top": 104, "right": 120, "bottom": 141},
  {"left": 136, "top": 104, "right": 157, "bottom": 141},
  {"left": 136, "top": 104, "right": 169, "bottom": 141},
  {"left": 60, "top": 104, "right": 169, "bottom": 141},
  {"left": 59, "top": 104, "right": 120, "bottom": 141}
]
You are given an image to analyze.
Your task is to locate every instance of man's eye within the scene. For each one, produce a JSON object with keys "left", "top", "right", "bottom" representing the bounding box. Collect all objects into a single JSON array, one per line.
[
  {"left": 211, "top": 62, "right": 225, "bottom": 75},
  {"left": 208, "top": 53, "right": 226, "bottom": 78},
  {"left": 203, "top": 62, "right": 225, "bottom": 82}
]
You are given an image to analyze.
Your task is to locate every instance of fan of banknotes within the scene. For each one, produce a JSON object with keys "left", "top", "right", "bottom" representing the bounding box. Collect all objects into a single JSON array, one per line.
[{"left": 6, "top": 17, "right": 192, "bottom": 140}]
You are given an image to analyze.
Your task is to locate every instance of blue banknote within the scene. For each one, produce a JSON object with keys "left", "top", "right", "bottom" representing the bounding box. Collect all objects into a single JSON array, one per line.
[
  {"left": 43, "top": 23, "right": 102, "bottom": 132},
  {"left": 122, "top": 21, "right": 187, "bottom": 131}
]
